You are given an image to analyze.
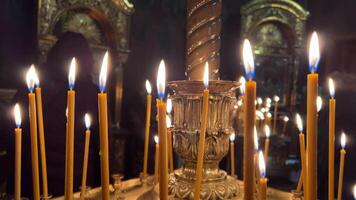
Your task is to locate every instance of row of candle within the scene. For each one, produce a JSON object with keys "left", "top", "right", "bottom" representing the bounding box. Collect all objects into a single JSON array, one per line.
[{"left": 11, "top": 52, "right": 110, "bottom": 200}]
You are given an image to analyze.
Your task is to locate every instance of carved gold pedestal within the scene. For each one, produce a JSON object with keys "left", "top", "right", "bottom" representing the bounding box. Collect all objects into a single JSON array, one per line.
[{"left": 168, "top": 80, "right": 240, "bottom": 199}]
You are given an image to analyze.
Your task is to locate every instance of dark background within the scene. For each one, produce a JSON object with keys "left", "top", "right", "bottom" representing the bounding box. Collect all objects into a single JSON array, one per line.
[{"left": 1, "top": 0, "right": 356, "bottom": 199}]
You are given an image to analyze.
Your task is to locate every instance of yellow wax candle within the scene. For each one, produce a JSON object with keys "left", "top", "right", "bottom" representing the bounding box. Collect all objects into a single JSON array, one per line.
[
  {"left": 157, "top": 60, "right": 168, "bottom": 200},
  {"left": 34, "top": 68, "right": 48, "bottom": 198},
  {"left": 296, "top": 113, "right": 306, "bottom": 195},
  {"left": 193, "top": 62, "right": 209, "bottom": 200},
  {"left": 143, "top": 80, "right": 152, "bottom": 177},
  {"left": 272, "top": 95, "right": 279, "bottom": 134},
  {"left": 328, "top": 78, "right": 336, "bottom": 200},
  {"left": 26, "top": 66, "right": 41, "bottom": 200},
  {"left": 230, "top": 133, "right": 236, "bottom": 176},
  {"left": 98, "top": 52, "right": 110, "bottom": 200},
  {"left": 167, "top": 122, "right": 174, "bottom": 173},
  {"left": 64, "top": 108, "right": 68, "bottom": 197},
  {"left": 154, "top": 135, "right": 159, "bottom": 185},
  {"left": 306, "top": 31, "right": 320, "bottom": 200},
  {"left": 258, "top": 151, "right": 267, "bottom": 200},
  {"left": 263, "top": 125, "right": 270, "bottom": 162},
  {"left": 14, "top": 104, "right": 22, "bottom": 200},
  {"left": 242, "top": 39, "right": 256, "bottom": 200},
  {"left": 65, "top": 58, "right": 76, "bottom": 200},
  {"left": 81, "top": 114, "right": 91, "bottom": 198},
  {"left": 337, "top": 133, "right": 346, "bottom": 200}
]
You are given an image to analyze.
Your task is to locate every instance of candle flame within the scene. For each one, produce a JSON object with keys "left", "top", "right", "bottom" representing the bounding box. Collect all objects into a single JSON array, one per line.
[
  {"left": 266, "top": 112, "right": 272, "bottom": 118},
  {"left": 166, "top": 115, "right": 172, "bottom": 128},
  {"left": 237, "top": 99, "right": 243, "bottom": 107},
  {"left": 265, "top": 97, "right": 272, "bottom": 104},
  {"left": 254, "top": 126, "right": 258, "bottom": 151},
  {"left": 99, "top": 51, "right": 109, "bottom": 92},
  {"left": 353, "top": 184, "right": 356, "bottom": 199},
  {"left": 265, "top": 125, "right": 270, "bottom": 138},
  {"left": 31, "top": 64, "right": 40, "bottom": 87},
  {"left": 14, "top": 103, "right": 21, "bottom": 128},
  {"left": 341, "top": 132, "right": 346, "bottom": 149},
  {"left": 26, "top": 65, "right": 36, "bottom": 92},
  {"left": 283, "top": 116, "right": 289, "bottom": 122},
  {"left": 309, "top": 31, "right": 320, "bottom": 73},
  {"left": 239, "top": 76, "right": 246, "bottom": 95},
  {"left": 295, "top": 113, "right": 303, "bottom": 133},
  {"left": 145, "top": 80, "right": 152, "bottom": 94},
  {"left": 242, "top": 39, "right": 255, "bottom": 80},
  {"left": 154, "top": 135, "right": 159, "bottom": 144},
  {"left": 317, "top": 96, "right": 323, "bottom": 112},
  {"left": 273, "top": 95, "right": 280, "bottom": 102},
  {"left": 68, "top": 57, "right": 76, "bottom": 90},
  {"left": 258, "top": 151, "right": 266, "bottom": 177},
  {"left": 203, "top": 62, "right": 209, "bottom": 89},
  {"left": 257, "top": 97, "right": 263, "bottom": 105},
  {"left": 256, "top": 110, "right": 264, "bottom": 120},
  {"left": 156, "top": 60, "right": 166, "bottom": 100},
  {"left": 166, "top": 98, "right": 172, "bottom": 114},
  {"left": 230, "top": 133, "right": 236, "bottom": 142},
  {"left": 329, "top": 78, "right": 335, "bottom": 98},
  {"left": 84, "top": 113, "right": 91, "bottom": 129}
]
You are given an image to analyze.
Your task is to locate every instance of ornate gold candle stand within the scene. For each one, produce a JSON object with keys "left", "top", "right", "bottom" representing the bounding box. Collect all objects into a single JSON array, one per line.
[{"left": 167, "top": 80, "right": 240, "bottom": 200}]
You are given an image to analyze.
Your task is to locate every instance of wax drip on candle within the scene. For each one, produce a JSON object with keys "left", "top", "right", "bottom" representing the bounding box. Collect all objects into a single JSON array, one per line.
[
  {"left": 295, "top": 113, "right": 303, "bottom": 133},
  {"left": 317, "top": 96, "right": 323, "bottom": 112},
  {"left": 258, "top": 151, "right": 266, "bottom": 178},
  {"left": 84, "top": 113, "right": 91, "bottom": 130},
  {"left": 264, "top": 125, "right": 270, "bottom": 138},
  {"left": 309, "top": 31, "right": 320, "bottom": 73},
  {"left": 242, "top": 39, "right": 255, "bottom": 80},
  {"left": 145, "top": 80, "right": 152, "bottom": 94},
  {"left": 26, "top": 65, "right": 37, "bottom": 92},
  {"left": 254, "top": 127, "right": 259, "bottom": 151},
  {"left": 156, "top": 60, "right": 166, "bottom": 100},
  {"left": 99, "top": 52, "right": 109, "bottom": 92},
  {"left": 154, "top": 135, "right": 159, "bottom": 144},
  {"left": 203, "top": 62, "right": 209, "bottom": 89},
  {"left": 340, "top": 132, "right": 346, "bottom": 149},
  {"left": 166, "top": 98, "right": 172, "bottom": 114},
  {"left": 68, "top": 58, "right": 76, "bottom": 90},
  {"left": 14, "top": 103, "right": 22, "bottom": 128},
  {"left": 230, "top": 133, "right": 236, "bottom": 142},
  {"left": 329, "top": 78, "right": 335, "bottom": 99},
  {"left": 239, "top": 76, "right": 246, "bottom": 95}
]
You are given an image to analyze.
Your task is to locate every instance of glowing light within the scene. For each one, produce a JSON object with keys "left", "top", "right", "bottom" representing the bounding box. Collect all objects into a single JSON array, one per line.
[
  {"left": 265, "top": 125, "right": 270, "bottom": 138},
  {"left": 256, "top": 111, "right": 264, "bottom": 120},
  {"left": 145, "top": 80, "right": 152, "bottom": 94},
  {"left": 257, "top": 97, "right": 263, "bottom": 105},
  {"left": 237, "top": 99, "right": 243, "bottom": 107},
  {"left": 265, "top": 97, "right": 272, "bottom": 105},
  {"left": 14, "top": 103, "right": 21, "bottom": 128},
  {"left": 254, "top": 126, "right": 259, "bottom": 151},
  {"left": 295, "top": 113, "right": 303, "bottom": 133},
  {"left": 266, "top": 112, "right": 272, "bottom": 118},
  {"left": 234, "top": 105, "right": 238, "bottom": 109},
  {"left": 239, "top": 76, "right": 246, "bottom": 95},
  {"left": 340, "top": 132, "right": 346, "bottom": 149},
  {"left": 230, "top": 133, "right": 236, "bottom": 142},
  {"left": 308, "top": 31, "right": 320, "bottom": 73},
  {"left": 283, "top": 116, "right": 289, "bottom": 122},
  {"left": 166, "top": 98, "right": 173, "bottom": 114},
  {"left": 203, "top": 62, "right": 209, "bottom": 89},
  {"left": 353, "top": 184, "right": 356, "bottom": 199},
  {"left": 258, "top": 151, "right": 266, "bottom": 177},
  {"left": 99, "top": 52, "right": 109, "bottom": 92},
  {"left": 273, "top": 95, "right": 280, "bottom": 102},
  {"left": 166, "top": 115, "right": 172, "bottom": 128},
  {"left": 154, "top": 135, "right": 159, "bottom": 144},
  {"left": 329, "top": 78, "right": 335, "bottom": 98},
  {"left": 68, "top": 57, "right": 77, "bottom": 90},
  {"left": 156, "top": 60, "right": 166, "bottom": 100},
  {"left": 31, "top": 64, "right": 40, "bottom": 87},
  {"left": 26, "top": 65, "right": 36, "bottom": 92},
  {"left": 242, "top": 39, "right": 255, "bottom": 80},
  {"left": 84, "top": 113, "right": 91, "bottom": 129},
  {"left": 261, "top": 108, "right": 266, "bottom": 113},
  {"left": 317, "top": 96, "right": 323, "bottom": 112}
]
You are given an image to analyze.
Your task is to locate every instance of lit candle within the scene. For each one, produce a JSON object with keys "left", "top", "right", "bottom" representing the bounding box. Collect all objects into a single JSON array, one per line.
[
  {"left": 242, "top": 39, "right": 256, "bottom": 200},
  {"left": 258, "top": 151, "right": 268, "bottom": 200},
  {"left": 13, "top": 104, "right": 22, "bottom": 200},
  {"left": 295, "top": 114, "right": 306, "bottom": 197},
  {"left": 317, "top": 96, "right": 323, "bottom": 112},
  {"left": 272, "top": 95, "right": 280, "bottom": 134},
  {"left": 353, "top": 184, "right": 356, "bottom": 200},
  {"left": 81, "top": 114, "right": 91, "bottom": 198},
  {"left": 32, "top": 66, "right": 49, "bottom": 198},
  {"left": 65, "top": 58, "right": 76, "bottom": 200},
  {"left": 143, "top": 80, "right": 152, "bottom": 178},
  {"left": 193, "top": 62, "right": 209, "bottom": 200},
  {"left": 154, "top": 135, "right": 160, "bottom": 185},
  {"left": 263, "top": 125, "right": 270, "bottom": 163},
  {"left": 328, "top": 78, "right": 336, "bottom": 200},
  {"left": 337, "top": 133, "right": 346, "bottom": 200},
  {"left": 254, "top": 127, "right": 260, "bottom": 182},
  {"left": 230, "top": 133, "right": 236, "bottom": 176},
  {"left": 266, "top": 112, "right": 272, "bottom": 128},
  {"left": 166, "top": 114, "right": 174, "bottom": 173},
  {"left": 98, "top": 52, "right": 110, "bottom": 200},
  {"left": 306, "top": 31, "right": 320, "bottom": 200},
  {"left": 282, "top": 116, "right": 289, "bottom": 135},
  {"left": 156, "top": 60, "right": 168, "bottom": 200},
  {"left": 26, "top": 66, "right": 41, "bottom": 200}
]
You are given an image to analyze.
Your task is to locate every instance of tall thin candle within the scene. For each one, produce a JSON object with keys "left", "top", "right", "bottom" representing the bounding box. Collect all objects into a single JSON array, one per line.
[
  {"left": 13, "top": 104, "right": 22, "bottom": 200},
  {"left": 143, "top": 80, "right": 152, "bottom": 177},
  {"left": 272, "top": 96, "right": 279, "bottom": 134},
  {"left": 295, "top": 114, "right": 306, "bottom": 197},
  {"left": 230, "top": 133, "right": 236, "bottom": 176},
  {"left": 328, "top": 78, "right": 336, "bottom": 200},
  {"left": 263, "top": 125, "right": 270, "bottom": 163},
  {"left": 337, "top": 133, "right": 346, "bottom": 200},
  {"left": 258, "top": 151, "right": 267, "bottom": 200},
  {"left": 166, "top": 114, "right": 174, "bottom": 172},
  {"left": 81, "top": 114, "right": 91, "bottom": 198},
  {"left": 154, "top": 135, "right": 160, "bottom": 185}
]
